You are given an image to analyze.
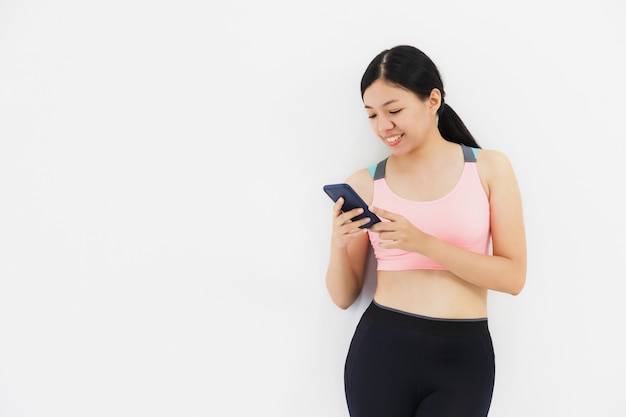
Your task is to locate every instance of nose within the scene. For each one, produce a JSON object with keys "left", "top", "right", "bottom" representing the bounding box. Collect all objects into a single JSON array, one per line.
[{"left": 377, "top": 114, "right": 395, "bottom": 133}]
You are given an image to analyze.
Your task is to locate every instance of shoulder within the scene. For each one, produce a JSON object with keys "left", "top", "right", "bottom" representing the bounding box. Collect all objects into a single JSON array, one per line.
[
  {"left": 475, "top": 148, "right": 520, "bottom": 199},
  {"left": 475, "top": 148, "right": 515, "bottom": 177},
  {"left": 346, "top": 168, "right": 375, "bottom": 205}
]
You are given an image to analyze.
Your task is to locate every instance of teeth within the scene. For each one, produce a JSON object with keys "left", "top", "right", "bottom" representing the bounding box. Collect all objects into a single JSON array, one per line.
[{"left": 386, "top": 134, "right": 401, "bottom": 143}]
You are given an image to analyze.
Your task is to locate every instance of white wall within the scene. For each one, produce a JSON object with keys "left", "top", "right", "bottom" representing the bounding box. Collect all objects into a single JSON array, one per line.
[{"left": 1, "top": 0, "right": 625, "bottom": 416}]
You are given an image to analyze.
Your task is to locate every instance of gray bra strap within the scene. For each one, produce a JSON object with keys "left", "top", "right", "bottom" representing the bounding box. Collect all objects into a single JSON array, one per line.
[
  {"left": 373, "top": 158, "right": 388, "bottom": 180},
  {"left": 461, "top": 144, "right": 477, "bottom": 163}
]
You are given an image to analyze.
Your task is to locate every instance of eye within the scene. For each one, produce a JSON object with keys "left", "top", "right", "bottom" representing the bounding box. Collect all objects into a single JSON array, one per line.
[
  {"left": 367, "top": 114, "right": 376, "bottom": 119},
  {"left": 389, "top": 109, "right": 403, "bottom": 114}
]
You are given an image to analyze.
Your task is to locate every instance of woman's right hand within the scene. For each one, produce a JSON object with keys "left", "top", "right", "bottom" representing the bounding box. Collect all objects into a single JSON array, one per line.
[{"left": 331, "top": 197, "right": 370, "bottom": 248}]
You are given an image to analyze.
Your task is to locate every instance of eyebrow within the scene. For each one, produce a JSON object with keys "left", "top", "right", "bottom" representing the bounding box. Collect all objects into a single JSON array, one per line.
[{"left": 364, "top": 99, "right": 399, "bottom": 109}]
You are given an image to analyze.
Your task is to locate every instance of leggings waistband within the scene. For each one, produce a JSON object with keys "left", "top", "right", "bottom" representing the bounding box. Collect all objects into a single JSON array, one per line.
[{"left": 367, "top": 301, "right": 490, "bottom": 337}]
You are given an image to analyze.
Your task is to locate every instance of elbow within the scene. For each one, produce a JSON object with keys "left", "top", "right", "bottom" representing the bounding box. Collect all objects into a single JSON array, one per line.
[
  {"left": 508, "top": 270, "right": 526, "bottom": 296},
  {"left": 326, "top": 275, "right": 362, "bottom": 310},
  {"left": 327, "top": 285, "right": 359, "bottom": 310},
  {"left": 326, "top": 277, "right": 361, "bottom": 310},
  {"left": 330, "top": 293, "right": 357, "bottom": 310}
]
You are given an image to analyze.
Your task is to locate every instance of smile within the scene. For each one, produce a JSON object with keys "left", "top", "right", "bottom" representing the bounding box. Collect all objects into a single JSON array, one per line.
[{"left": 385, "top": 134, "right": 403, "bottom": 144}]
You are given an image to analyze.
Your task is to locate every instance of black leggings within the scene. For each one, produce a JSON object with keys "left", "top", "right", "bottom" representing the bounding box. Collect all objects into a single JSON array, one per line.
[{"left": 344, "top": 301, "right": 495, "bottom": 417}]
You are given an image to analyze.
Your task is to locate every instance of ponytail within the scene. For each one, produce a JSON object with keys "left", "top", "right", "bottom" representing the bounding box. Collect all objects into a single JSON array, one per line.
[{"left": 438, "top": 102, "right": 481, "bottom": 148}]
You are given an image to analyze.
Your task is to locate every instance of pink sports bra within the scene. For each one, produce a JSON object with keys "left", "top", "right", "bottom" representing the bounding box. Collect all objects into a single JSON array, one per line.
[{"left": 367, "top": 144, "right": 491, "bottom": 271}]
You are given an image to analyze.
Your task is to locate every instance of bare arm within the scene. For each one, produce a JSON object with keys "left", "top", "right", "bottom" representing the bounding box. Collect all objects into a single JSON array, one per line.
[
  {"left": 325, "top": 170, "right": 374, "bottom": 309},
  {"left": 325, "top": 228, "right": 370, "bottom": 309}
]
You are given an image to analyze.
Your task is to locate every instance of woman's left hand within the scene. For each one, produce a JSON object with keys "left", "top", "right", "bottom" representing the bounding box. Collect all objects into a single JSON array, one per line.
[{"left": 369, "top": 206, "right": 425, "bottom": 253}]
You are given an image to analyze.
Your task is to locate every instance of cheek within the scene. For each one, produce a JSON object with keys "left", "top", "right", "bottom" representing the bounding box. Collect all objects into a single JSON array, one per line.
[
  {"left": 413, "top": 111, "right": 436, "bottom": 131},
  {"left": 404, "top": 110, "right": 431, "bottom": 133}
]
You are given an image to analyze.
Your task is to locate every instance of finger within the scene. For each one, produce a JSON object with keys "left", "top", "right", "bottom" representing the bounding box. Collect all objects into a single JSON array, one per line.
[
  {"left": 354, "top": 216, "right": 372, "bottom": 229},
  {"left": 348, "top": 221, "right": 370, "bottom": 234},
  {"left": 345, "top": 228, "right": 368, "bottom": 239},
  {"left": 344, "top": 207, "right": 366, "bottom": 221},
  {"left": 333, "top": 199, "right": 365, "bottom": 222},
  {"left": 369, "top": 206, "right": 401, "bottom": 221},
  {"left": 369, "top": 221, "right": 396, "bottom": 233},
  {"left": 337, "top": 210, "right": 365, "bottom": 227},
  {"left": 376, "top": 240, "right": 398, "bottom": 249},
  {"left": 337, "top": 217, "right": 369, "bottom": 237},
  {"left": 332, "top": 197, "right": 344, "bottom": 216}
]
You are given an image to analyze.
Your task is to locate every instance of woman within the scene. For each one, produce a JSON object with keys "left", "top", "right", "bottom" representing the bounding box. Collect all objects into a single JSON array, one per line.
[{"left": 325, "top": 45, "right": 526, "bottom": 417}]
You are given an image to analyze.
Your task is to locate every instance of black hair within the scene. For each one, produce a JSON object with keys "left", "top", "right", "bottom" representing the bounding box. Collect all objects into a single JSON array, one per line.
[{"left": 360, "top": 45, "right": 480, "bottom": 148}]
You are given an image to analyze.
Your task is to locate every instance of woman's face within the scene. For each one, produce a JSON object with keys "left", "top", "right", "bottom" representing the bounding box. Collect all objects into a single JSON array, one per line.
[{"left": 362, "top": 79, "right": 439, "bottom": 153}]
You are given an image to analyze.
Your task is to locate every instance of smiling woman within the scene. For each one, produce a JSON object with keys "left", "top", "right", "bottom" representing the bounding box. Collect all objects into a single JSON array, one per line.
[{"left": 325, "top": 45, "right": 527, "bottom": 417}]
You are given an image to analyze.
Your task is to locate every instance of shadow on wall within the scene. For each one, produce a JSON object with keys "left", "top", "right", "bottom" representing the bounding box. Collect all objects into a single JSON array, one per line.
[{"left": 348, "top": 248, "right": 377, "bottom": 320}]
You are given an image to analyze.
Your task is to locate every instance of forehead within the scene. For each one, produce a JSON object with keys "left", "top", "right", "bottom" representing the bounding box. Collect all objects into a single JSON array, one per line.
[{"left": 362, "top": 79, "right": 417, "bottom": 108}]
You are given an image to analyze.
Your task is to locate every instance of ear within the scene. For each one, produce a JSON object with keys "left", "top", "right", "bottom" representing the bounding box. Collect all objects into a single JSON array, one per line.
[{"left": 427, "top": 88, "right": 442, "bottom": 114}]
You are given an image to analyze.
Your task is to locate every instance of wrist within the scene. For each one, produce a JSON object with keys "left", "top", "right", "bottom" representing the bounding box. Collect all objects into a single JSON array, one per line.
[
  {"left": 330, "top": 239, "right": 350, "bottom": 254},
  {"left": 414, "top": 230, "right": 436, "bottom": 255}
]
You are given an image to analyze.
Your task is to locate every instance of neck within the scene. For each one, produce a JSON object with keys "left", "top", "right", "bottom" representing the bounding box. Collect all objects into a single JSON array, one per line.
[{"left": 390, "top": 134, "right": 454, "bottom": 171}]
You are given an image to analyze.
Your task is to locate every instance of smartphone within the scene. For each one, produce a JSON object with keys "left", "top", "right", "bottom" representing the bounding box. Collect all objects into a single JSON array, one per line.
[{"left": 323, "top": 183, "right": 381, "bottom": 228}]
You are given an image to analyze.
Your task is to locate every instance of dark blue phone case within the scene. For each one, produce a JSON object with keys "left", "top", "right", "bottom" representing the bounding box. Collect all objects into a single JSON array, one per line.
[{"left": 323, "top": 183, "right": 381, "bottom": 228}]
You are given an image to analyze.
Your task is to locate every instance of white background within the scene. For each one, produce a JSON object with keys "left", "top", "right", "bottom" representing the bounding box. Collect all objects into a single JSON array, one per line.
[{"left": 1, "top": 0, "right": 625, "bottom": 416}]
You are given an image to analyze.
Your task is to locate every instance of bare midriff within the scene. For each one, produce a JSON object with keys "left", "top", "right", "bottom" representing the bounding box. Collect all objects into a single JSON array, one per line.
[{"left": 374, "top": 269, "right": 488, "bottom": 319}]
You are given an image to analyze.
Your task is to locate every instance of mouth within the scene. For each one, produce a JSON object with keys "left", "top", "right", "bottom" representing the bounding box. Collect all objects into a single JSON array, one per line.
[{"left": 384, "top": 134, "right": 403, "bottom": 146}]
